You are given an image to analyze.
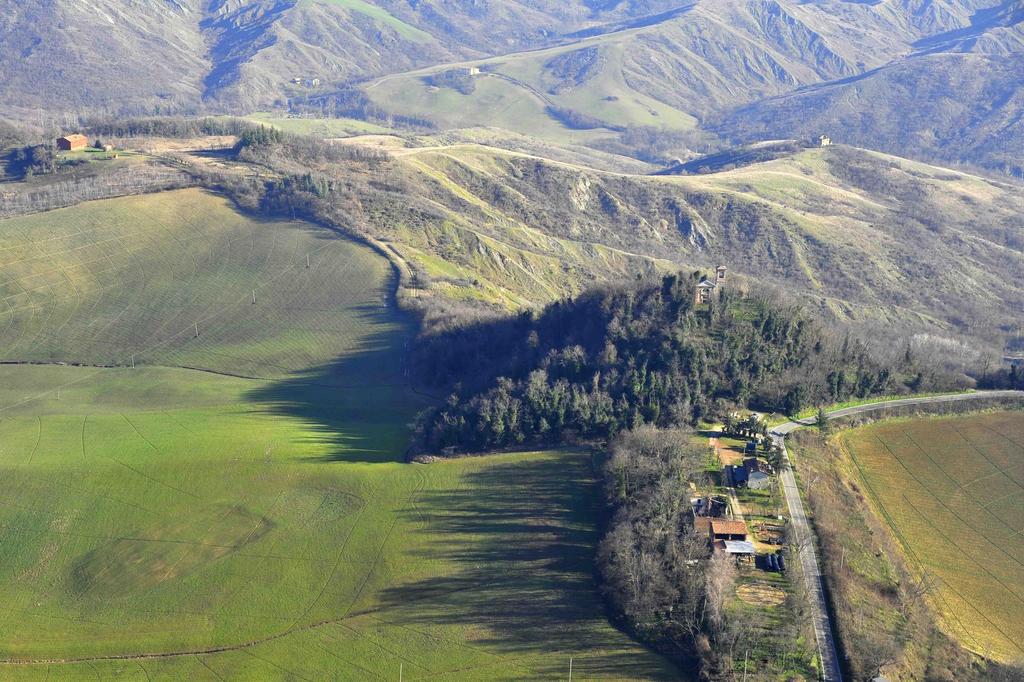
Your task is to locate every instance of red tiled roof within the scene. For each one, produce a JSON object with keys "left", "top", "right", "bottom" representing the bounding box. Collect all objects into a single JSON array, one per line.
[{"left": 711, "top": 519, "right": 747, "bottom": 536}]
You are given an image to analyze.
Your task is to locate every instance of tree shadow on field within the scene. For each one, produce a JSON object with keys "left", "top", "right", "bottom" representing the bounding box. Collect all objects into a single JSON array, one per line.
[
  {"left": 371, "top": 452, "right": 682, "bottom": 679},
  {"left": 242, "top": 303, "right": 425, "bottom": 464}
]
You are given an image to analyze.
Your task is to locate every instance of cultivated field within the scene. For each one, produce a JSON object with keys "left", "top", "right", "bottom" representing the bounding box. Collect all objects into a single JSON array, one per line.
[
  {"left": 843, "top": 411, "right": 1024, "bottom": 662},
  {"left": 0, "top": 190, "right": 678, "bottom": 679}
]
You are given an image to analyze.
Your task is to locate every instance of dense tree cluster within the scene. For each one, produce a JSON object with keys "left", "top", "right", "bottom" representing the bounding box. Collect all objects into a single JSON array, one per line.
[
  {"left": 545, "top": 105, "right": 623, "bottom": 132},
  {"left": 233, "top": 127, "right": 387, "bottom": 168},
  {"left": 0, "top": 120, "right": 25, "bottom": 149},
  {"left": 4, "top": 144, "right": 59, "bottom": 179},
  {"left": 597, "top": 427, "right": 810, "bottom": 677},
  {"left": 85, "top": 116, "right": 252, "bottom": 139},
  {"left": 289, "top": 89, "right": 436, "bottom": 130},
  {"left": 424, "top": 70, "right": 477, "bottom": 95},
  {"left": 234, "top": 124, "right": 285, "bottom": 151},
  {"left": 412, "top": 274, "right": 915, "bottom": 453},
  {"left": 597, "top": 428, "right": 711, "bottom": 660},
  {"left": 980, "top": 364, "right": 1024, "bottom": 391}
]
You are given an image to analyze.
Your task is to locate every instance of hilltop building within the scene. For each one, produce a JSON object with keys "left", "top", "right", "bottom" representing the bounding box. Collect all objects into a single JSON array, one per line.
[
  {"left": 695, "top": 279, "right": 717, "bottom": 304},
  {"left": 56, "top": 134, "right": 88, "bottom": 151},
  {"left": 694, "top": 264, "right": 728, "bottom": 305},
  {"left": 815, "top": 134, "right": 832, "bottom": 147}
]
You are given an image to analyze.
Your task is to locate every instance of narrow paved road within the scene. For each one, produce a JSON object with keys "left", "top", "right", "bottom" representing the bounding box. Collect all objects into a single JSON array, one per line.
[{"left": 770, "top": 390, "right": 1024, "bottom": 682}]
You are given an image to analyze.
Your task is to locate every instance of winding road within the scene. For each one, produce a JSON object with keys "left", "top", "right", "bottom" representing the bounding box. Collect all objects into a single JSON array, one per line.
[{"left": 770, "top": 390, "right": 1024, "bottom": 682}]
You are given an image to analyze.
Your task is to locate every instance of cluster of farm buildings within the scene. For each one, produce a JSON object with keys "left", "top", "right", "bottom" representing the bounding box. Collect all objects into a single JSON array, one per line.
[{"left": 691, "top": 414, "right": 788, "bottom": 573}]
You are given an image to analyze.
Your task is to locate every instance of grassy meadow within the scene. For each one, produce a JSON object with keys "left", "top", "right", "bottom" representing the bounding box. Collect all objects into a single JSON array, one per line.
[
  {"left": 364, "top": 27, "right": 696, "bottom": 142},
  {"left": 307, "top": 0, "right": 435, "bottom": 44},
  {"left": 238, "top": 113, "right": 392, "bottom": 138},
  {"left": 0, "top": 188, "right": 400, "bottom": 378},
  {"left": 842, "top": 411, "right": 1024, "bottom": 663},
  {"left": 0, "top": 190, "right": 679, "bottom": 679}
]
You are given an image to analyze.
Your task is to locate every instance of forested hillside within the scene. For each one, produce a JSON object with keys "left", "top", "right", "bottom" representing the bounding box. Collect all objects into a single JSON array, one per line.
[{"left": 410, "top": 274, "right": 955, "bottom": 453}]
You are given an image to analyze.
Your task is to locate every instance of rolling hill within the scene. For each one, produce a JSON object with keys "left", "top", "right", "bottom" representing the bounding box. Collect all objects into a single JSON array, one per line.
[
  {"left": 720, "top": 51, "right": 1024, "bottom": 174},
  {"left": 0, "top": 188, "right": 402, "bottom": 378},
  {"left": 0, "top": 186, "right": 681, "bottom": 679},
  {"left": 1, "top": 0, "right": 1020, "bottom": 172},
  {"left": 314, "top": 140, "right": 1023, "bottom": 355}
]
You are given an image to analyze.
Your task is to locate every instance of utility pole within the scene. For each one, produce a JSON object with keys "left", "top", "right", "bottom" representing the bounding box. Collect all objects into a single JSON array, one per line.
[
  {"left": 569, "top": 657, "right": 573, "bottom": 682},
  {"left": 742, "top": 650, "right": 748, "bottom": 682},
  {"left": 252, "top": 289, "right": 257, "bottom": 305},
  {"left": 195, "top": 322, "right": 200, "bottom": 338},
  {"left": 399, "top": 663, "right": 403, "bottom": 682},
  {"left": 131, "top": 354, "right": 135, "bottom": 369},
  {"left": 306, "top": 254, "right": 311, "bottom": 268}
]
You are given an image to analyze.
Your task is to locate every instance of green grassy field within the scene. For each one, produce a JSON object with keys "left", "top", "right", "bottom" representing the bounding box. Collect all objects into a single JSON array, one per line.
[
  {"left": 239, "top": 113, "right": 392, "bottom": 137},
  {"left": 364, "top": 28, "right": 696, "bottom": 142},
  {"left": 0, "top": 190, "right": 680, "bottom": 679},
  {"left": 842, "top": 411, "right": 1024, "bottom": 663},
  {"left": 306, "top": 0, "right": 435, "bottom": 44},
  {"left": 0, "top": 188, "right": 400, "bottom": 378},
  {"left": 0, "top": 367, "right": 678, "bottom": 680}
]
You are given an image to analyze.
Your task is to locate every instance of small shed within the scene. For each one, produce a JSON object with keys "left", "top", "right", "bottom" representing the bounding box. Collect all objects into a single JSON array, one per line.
[
  {"left": 57, "top": 134, "right": 88, "bottom": 151},
  {"left": 748, "top": 470, "right": 771, "bottom": 490},
  {"left": 714, "top": 540, "right": 755, "bottom": 562},
  {"left": 711, "top": 519, "right": 747, "bottom": 542},
  {"left": 722, "top": 540, "right": 755, "bottom": 556}
]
